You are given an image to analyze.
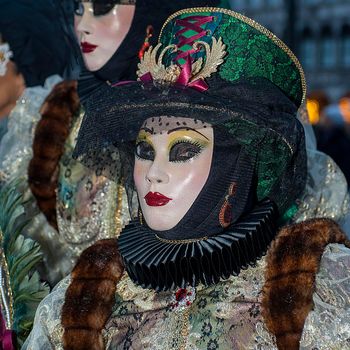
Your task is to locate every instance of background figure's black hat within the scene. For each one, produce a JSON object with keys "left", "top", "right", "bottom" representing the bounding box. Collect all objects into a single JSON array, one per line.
[
  {"left": 0, "top": 0, "right": 74, "bottom": 87},
  {"left": 77, "top": 0, "right": 230, "bottom": 101}
]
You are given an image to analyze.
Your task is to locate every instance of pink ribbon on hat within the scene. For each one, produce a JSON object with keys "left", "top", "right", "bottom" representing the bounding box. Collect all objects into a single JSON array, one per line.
[
  {"left": 114, "top": 15, "right": 214, "bottom": 92},
  {"left": 175, "top": 55, "right": 208, "bottom": 92},
  {"left": 139, "top": 55, "right": 208, "bottom": 92}
]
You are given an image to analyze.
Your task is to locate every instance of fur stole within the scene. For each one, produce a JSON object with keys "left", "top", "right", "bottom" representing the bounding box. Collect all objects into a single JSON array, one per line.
[
  {"left": 28, "top": 80, "right": 80, "bottom": 230},
  {"left": 62, "top": 219, "right": 349, "bottom": 350},
  {"left": 262, "top": 218, "right": 350, "bottom": 350},
  {"left": 62, "top": 239, "right": 124, "bottom": 350}
]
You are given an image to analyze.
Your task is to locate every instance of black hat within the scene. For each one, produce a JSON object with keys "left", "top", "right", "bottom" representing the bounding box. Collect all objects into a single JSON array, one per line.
[
  {"left": 0, "top": 0, "right": 73, "bottom": 87},
  {"left": 76, "top": 0, "right": 230, "bottom": 101},
  {"left": 74, "top": 7, "right": 307, "bottom": 216}
]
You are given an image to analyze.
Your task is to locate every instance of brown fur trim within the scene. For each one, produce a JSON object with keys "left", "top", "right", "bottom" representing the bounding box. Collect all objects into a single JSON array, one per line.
[
  {"left": 62, "top": 239, "right": 125, "bottom": 350},
  {"left": 28, "top": 80, "right": 80, "bottom": 230},
  {"left": 262, "top": 218, "right": 350, "bottom": 350}
]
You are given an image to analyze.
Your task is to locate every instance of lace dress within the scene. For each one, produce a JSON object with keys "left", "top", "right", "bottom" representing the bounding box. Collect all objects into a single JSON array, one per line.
[
  {"left": 54, "top": 109, "right": 131, "bottom": 277},
  {"left": 22, "top": 243, "right": 350, "bottom": 350},
  {"left": 0, "top": 85, "right": 131, "bottom": 285}
]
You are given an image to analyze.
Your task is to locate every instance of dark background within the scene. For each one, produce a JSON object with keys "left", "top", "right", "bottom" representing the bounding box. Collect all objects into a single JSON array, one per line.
[{"left": 229, "top": 0, "right": 350, "bottom": 186}]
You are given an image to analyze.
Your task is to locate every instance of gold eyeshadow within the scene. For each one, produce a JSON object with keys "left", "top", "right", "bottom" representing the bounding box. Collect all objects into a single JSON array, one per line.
[
  {"left": 167, "top": 130, "right": 210, "bottom": 152},
  {"left": 136, "top": 130, "right": 153, "bottom": 146}
]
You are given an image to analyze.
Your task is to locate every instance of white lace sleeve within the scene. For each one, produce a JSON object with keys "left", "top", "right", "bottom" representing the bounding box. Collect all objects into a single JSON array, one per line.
[
  {"left": 21, "top": 276, "right": 70, "bottom": 350},
  {"left": 300, "top": 243, "right": 350, "bottom": 349},
  {"left": 0, "top": 75, "right": 72, "bottom": 286},
  {"left": 0, "top": 75, "right": 61, "bottom": 184}
]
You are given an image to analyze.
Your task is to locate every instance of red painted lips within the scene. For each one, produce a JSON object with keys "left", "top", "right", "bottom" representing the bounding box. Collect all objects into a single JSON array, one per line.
[
  {"left": 145, "top": 192, "right": 172, "bottom": 206},
  {"left": 81, "top": 41, "right": 98, "bottom": 53}
]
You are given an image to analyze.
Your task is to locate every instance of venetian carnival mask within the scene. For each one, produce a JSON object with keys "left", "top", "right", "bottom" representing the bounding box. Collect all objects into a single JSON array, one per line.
[
  {"left": 134, "top": 117, "right": 214, "bottom": 231},
  {"left": 74, "top": 0, "right": 135, "bottom": 71}
]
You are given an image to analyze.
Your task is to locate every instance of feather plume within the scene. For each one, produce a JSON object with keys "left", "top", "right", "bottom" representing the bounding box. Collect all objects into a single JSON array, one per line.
[{"left": 0, "top": 181, "right": 49, "bottom": 347}]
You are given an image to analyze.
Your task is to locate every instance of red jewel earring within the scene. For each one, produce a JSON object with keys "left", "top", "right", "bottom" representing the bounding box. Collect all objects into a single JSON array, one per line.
[
  {"left": 219, "top": 182, "right": 237, "bottom": 228},
  {"left": 138, "top": 25, "right": 153, "bottom": 60}
]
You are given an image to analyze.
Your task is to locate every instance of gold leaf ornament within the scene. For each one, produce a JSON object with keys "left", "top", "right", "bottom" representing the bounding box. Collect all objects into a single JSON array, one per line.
[
  {"left": 137, "top": 43, "right": 181, "bottom": 85},
  {"left": 137, "top": 37, "right": 226, "bottom": 86},
  {"left": 191, "top": 37, "right": 226, "bottom": 81}
]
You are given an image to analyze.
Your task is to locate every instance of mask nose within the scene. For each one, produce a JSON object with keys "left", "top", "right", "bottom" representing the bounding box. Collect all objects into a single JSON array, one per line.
[
  {"left": 75, "top": 5, "right": 94, "bottom": 36},
  {"left": 146, "top": 160, "right": 170, "bottom": 185}
]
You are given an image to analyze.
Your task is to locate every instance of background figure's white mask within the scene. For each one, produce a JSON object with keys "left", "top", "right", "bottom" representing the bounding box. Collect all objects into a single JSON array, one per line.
[{"left": 74, "top": 3, "right": 135, "bottom": 71}]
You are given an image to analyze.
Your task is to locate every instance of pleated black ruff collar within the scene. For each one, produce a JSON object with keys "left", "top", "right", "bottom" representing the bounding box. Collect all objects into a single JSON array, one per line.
[{"left": 118, "top": 199, "right": 278, "bottom": 291}]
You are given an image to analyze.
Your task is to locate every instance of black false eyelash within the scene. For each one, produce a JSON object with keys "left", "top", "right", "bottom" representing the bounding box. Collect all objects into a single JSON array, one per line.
[
  {"left": 135, "top": 141, "right": 155, "bottom": 161},
  {"left": 170, "top": 139, "right": 204, "bottom": 150},
  {"left": 169, "top": 139, "right": 205, "bottom": 163}
]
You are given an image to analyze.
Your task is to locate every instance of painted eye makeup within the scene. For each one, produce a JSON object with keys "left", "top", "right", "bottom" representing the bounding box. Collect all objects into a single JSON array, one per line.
[
  {"left": 92, "top": 3, "right": 115, "bottom": 16},
  {"left": 74, "top": 1, "right": 84, "bottom": 16},
  {"left": 135, "top": 141, "right": 155, "bottom": 161},
  {"left": 169, "top": 140, "right": 205, "bottom": 162},
  {"left": 74, "top": 1, "right": 115, "bottom": 17}
]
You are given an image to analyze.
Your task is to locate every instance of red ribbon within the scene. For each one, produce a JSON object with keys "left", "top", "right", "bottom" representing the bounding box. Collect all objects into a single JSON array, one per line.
[
  {"left": 174, "top": 16, "right": 214, "bottom": 62},
  {"left": 176, "top": 55, "right": 208, "bottom": 92},
  {"left": 139, "top": 72, "right": 153, "bottom": 84},
  {"left": 0, "top": 310, "right": 15, "bottom": 350},
  {"left": 140, "top": 56, "right": 208, "bottom": 93}
]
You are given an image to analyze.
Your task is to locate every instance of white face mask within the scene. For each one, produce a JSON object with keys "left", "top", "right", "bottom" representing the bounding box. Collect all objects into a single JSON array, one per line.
[
  {"left": 74, "top": 3, "right": 135, "bottom": 71},
  {"left": 0, "top": 43, "right": 13, "bottom": 76},
  {"left": 134, "top": 117, "right": 214, "bottom": 231}
]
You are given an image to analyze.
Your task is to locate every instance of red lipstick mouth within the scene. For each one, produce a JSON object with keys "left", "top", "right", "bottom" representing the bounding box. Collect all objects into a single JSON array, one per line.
[
  {"left": 81, "top": 41, "right": 98, "bottom": 53},
  {"left": 145, "top": 192, "right": 172, "bottom": 206}
]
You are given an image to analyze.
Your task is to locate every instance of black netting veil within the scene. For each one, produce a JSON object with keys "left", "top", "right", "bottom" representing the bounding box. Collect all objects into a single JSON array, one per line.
[{"left": 73, "top": 77, "right": 307, "bottom": 215}]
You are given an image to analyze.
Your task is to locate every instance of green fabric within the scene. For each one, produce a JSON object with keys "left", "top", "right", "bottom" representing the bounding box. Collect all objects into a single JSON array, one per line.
[
  {"left": 160, "top": 9, "right": 303, "bottom": 107},
  {"left": 218, "top": 16, "right": 302, "bottom": 106},
  {"left": 224, "top": 118, "right": 292, "bottom": 207},
  {"left": 279, "top": 203, "right": 299, "bottom": 224}
]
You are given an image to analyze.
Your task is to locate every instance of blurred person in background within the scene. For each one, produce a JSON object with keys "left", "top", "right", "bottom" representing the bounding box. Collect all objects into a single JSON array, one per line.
[
  {"left": 313, "top": 94, "right": 350, "bottom": 185},
  {"left": 0, "top": 0, "right": 74, "bottom": 180},
  {"left": 0, "top": 0, "right": 74, "bottom": 346},
  {"left": 0, "top": 0, "right": 76, "bottom": 286}
]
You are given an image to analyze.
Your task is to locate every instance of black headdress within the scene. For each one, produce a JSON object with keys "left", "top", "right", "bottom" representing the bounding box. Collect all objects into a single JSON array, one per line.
[
  {"left": 0, "top": 0, "right": 74, "bottom": 87},
  {"left": 77, "top": 0, "right": 229, "bottom": 101}
]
